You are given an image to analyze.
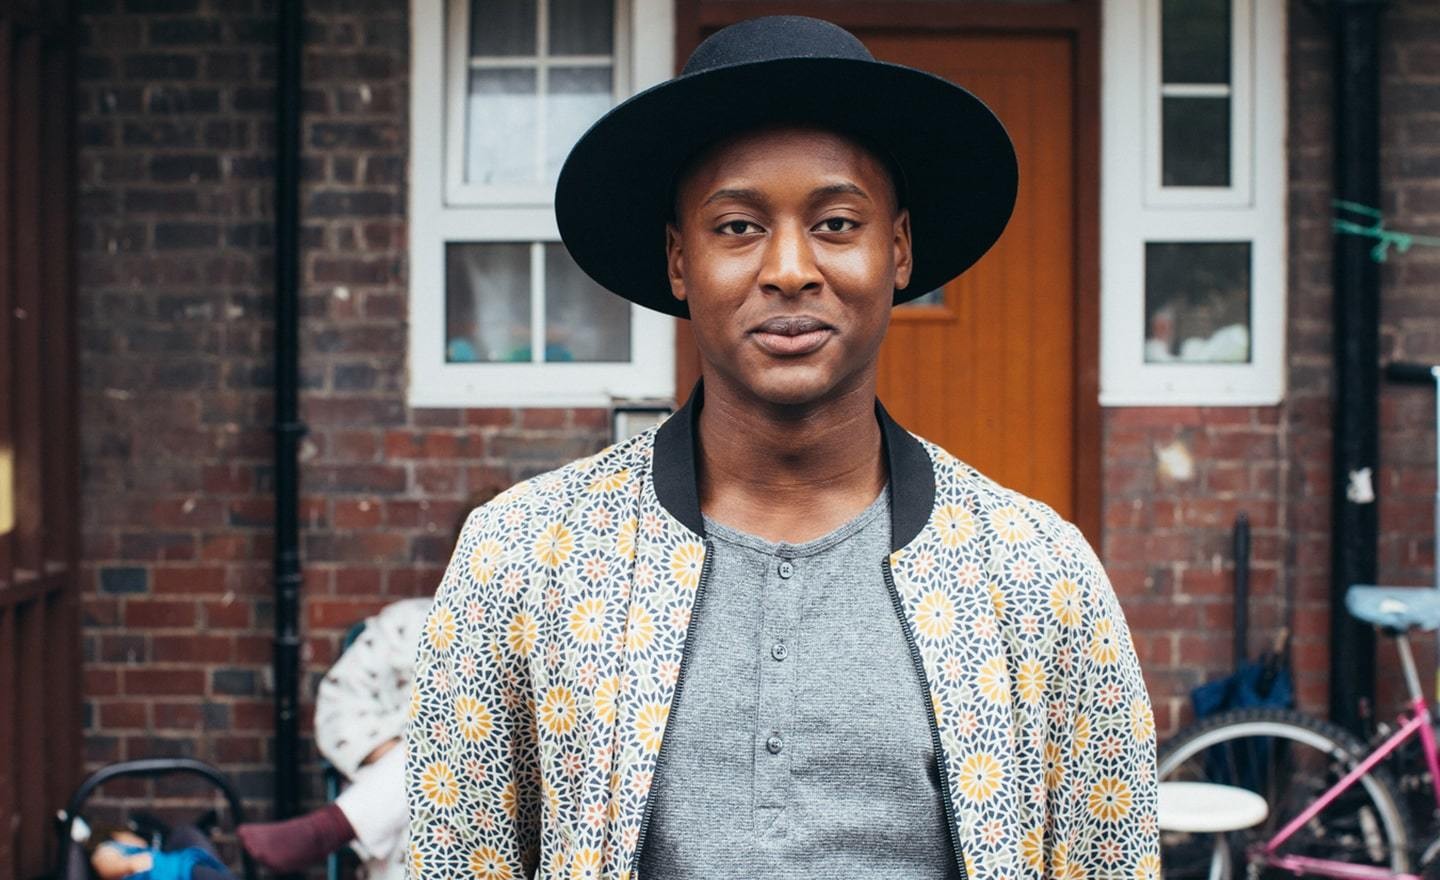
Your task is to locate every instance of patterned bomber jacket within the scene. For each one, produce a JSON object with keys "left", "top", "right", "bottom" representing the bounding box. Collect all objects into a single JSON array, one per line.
[{"left": 406, "top": 391, "right": 1160, "bottom": 880}]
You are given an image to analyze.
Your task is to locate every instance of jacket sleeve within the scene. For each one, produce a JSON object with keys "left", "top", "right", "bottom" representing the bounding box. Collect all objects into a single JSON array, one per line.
[
  {"left": 406, "top": 497, "right": 543, "bottom": 880},
  {"left": 1052, "top": 526, "right": 1160, "bottom": 879},
  {"left": 316, "top": 597, "right": 431, "bottom": 778}
]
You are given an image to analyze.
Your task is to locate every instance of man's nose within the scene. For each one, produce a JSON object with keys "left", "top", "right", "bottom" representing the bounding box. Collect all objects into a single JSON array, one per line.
[{"left": 758, "top": 223, "right": 822, "bottom": 297}]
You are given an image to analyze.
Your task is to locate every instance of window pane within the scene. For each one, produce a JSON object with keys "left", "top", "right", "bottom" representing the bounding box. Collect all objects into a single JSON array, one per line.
[
  {"left": 898, "top": 288, "right": 946, "bottom": 308},
  {"left": 544, "top": 244, "right": 630, "bottom": 362},
  {"left": 1162, "top": 96, "right": 1230, "bottom": 187},
  {"left": 470, "top": 0, "right": 536, "bottom": 57},
  {"left": 447, "top": 243, "right": 533, "bottom": 363},
  {"left": 550, "top": 0, "right": 614, "bottom": 55},
  {"left": 466, "top": 68, "right": 538, "bottom": 185},
  {"left": 1162, "top": 0, "right": 1230, "bottom": 84},
  {"left": 545, "top": 66, "right": 613, "bottom": 182},
  {"left": 1144, "top": 242, "right": 1251, "bottom": 364}
]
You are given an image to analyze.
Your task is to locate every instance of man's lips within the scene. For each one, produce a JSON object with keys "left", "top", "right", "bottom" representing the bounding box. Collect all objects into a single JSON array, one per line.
[{"left": 749, "top": 316, "right": 834, "bottom": 356}]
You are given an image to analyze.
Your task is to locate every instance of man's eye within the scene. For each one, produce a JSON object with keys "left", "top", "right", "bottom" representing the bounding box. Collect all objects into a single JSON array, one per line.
[
  {"left": 817, "top": 218, "right": 857, "bottom": 233},
  {"left": 719, "top": 220, "right": 758, "bottom": 235}
]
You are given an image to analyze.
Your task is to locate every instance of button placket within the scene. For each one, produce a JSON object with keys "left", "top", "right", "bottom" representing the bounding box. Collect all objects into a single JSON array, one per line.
[{"left": 756, "top": 549, "right": 799, "bottom": 818}]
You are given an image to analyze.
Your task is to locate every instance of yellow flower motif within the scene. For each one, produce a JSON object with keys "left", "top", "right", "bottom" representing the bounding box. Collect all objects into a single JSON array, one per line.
[
  {"left": 533, "top": 522, "right": 574, "bottom": 568},
  {"left": 538, "top": 686, "right": 577, "bottom": 736},
  {"left": 616, "top": 518, "right": 637, "bottom": 561},
  {"left": 409, "top": 843, "right": 423, "bottom": 876},
  {"left": 914, "top": 589, "right": 956, "bottom": 640},
  {"left": 594, "top": 675, "right": 620, "bottom": 724},
  {"left": 1052, "top": 840, "right": 1070, "bottom": 879},
  {"left": 409, "top": 685, "right": 422, "bottom": 721},
  {"left": 670, "top": 543, "right": 705, "bottom": 591},
  {"left": 569, "top": 597, "right": 606, "bottom": 644},
  {"left": 1089, "top": 618, "right": 1121, "bottom": 665},
  {"left": 469, "top": 539, "right": 503, "bottom": 584},
  {"left": 1072, "top": 713, "right": 1092, "bottom": 757},
  {"left": 468, "top": 845, "right": 514, "bottom": 880},
  {"left": 989, "top": 505, "right": 1035, "bottom": 544},
  {"left": 1020, "top": 826, "right": 1045, "bottom": 873},
  {"left": 957, "top": 752, "right": 1003, "bottom": 801},
  {"left": 569, "top": 848, "right": 603, "bottom": 880},
  {"left": 1088, "top": 776, "right": 1133, "bottom": 822},
  {"left": 635, "top": 701, "right": 670, "bottom": 753},
  {"left": 587, "top": 468, "right": 629, "bottom": 493},
  {"left": 987, "top": 581, "right": 1006, "bottom": 617},
  {"left": 499, "top": 780, "right": 518, "bottom": 818},
  {"left": 935, "top": 504, "right": 977, "bottom": 548},
  {"left": 426, "top": 605, "right": 457, "bottom": 652},
  {"left": 1017, "top": 659, "right": 1046, "bottom": 704},
  {"left": 420, "top": 761, "right": 459, "bottom": 808},
  {"left": 1044, "top": 740, "right": 1065, "bottom": 790},
  {"left": 1131, "top": 699, "right": 1155, "bottom": 742},
  {"left": 977, "top": 656, "right": 1012, "bottom": 704},
  {"left": 454, "top": 695, "right": 493, "bottom": 742},
  {"left": 1064, "top": 860, "right": 1089, "bottom": 880},
  {"left": 626, "top": 605, "right": 656, "bottom": 652},
  {"left": 1049, "top": 578, "right": 1083, "bottom": 627},
  {"left": 1134, "top": 853, "right": 1161, "bottom": 880},
  {"left": 507, "top": 612, "right": 538, "bottom": 657}
]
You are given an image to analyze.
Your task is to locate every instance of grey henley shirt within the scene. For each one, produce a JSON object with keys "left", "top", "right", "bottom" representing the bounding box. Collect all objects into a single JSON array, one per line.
[{"left": 635, "top": 488, "right": 959, "bottom": 879}]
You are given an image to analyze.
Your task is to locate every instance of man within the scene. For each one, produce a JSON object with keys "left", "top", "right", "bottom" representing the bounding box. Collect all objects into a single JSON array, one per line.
[{"left": 407, "top": 16, "right": 1158, "bottom": 880}]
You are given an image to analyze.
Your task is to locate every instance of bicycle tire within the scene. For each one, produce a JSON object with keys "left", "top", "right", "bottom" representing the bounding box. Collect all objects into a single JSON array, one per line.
[{"left": 1158, "top": 707, "right": 1411, "bottom": 879}]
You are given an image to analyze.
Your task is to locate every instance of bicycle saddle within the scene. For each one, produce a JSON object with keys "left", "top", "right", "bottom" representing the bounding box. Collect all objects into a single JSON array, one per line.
[{"left": 1347, "top": 585, "right": 1440, "bottom": 632}]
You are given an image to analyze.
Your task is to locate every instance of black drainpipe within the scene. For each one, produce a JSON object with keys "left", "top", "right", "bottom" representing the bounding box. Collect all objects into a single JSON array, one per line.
[
  {"left": 1327, "top": 0, "right": 1386, "bottom": 735},
  {"left": 272, "top": 0, "right": 306, "bottom": 819}
]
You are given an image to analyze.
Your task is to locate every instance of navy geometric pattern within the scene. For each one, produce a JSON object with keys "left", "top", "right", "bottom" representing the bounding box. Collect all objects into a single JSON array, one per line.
[{"left": 406, "top": 428, "right": 1158, "bottom": 880}]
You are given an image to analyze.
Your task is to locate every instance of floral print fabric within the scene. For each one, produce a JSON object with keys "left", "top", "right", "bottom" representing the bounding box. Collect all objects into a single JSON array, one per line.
[{"left": 406, "top": 427, "right": 1159, "bottom": 880}]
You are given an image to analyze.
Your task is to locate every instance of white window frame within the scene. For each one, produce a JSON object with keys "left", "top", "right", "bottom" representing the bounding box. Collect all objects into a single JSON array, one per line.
[
  {"left": 408, "top": 0, "right": 676, "bottom": 408},
  {"left": 1101, "top": 0, "right": 1286, "bottom": 406}
]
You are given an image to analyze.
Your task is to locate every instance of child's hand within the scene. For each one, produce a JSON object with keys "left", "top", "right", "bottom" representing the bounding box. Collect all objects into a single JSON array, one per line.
[{"left": 91, "top": 838, "right": 154, "bottom": 880}]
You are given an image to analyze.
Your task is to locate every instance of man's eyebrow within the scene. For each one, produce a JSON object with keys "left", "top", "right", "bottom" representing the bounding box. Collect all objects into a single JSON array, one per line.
[
  {"left": 811, "top": 182, "right": 870, "bottom": 201},
  {"left": 701, "top": 187, "right": 765, "bottom": 207}
]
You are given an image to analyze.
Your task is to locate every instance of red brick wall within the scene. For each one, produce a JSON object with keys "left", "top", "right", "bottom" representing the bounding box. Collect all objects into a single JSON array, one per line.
[
  {"left": 1109, "top": 0, "right": 1440, "bottom": 738},
  {"left": 75, "top": 0, "right": 609, "bottom": 822}
]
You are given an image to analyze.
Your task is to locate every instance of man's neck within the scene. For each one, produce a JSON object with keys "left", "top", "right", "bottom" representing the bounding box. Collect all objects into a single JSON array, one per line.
[{"left": 696, "top": 375, "right": 887, "bottom": 544}]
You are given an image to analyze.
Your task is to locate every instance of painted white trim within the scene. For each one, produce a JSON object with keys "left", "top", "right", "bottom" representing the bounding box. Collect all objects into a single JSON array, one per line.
[
  {"left": 408, "top": 0, "right": 676, "bottom": 409},
  {"left": 1101, "top": 0, "right": 1286, "bottom": 407},
  {"left": 1141, "top": 0, "right": 1254, "bottom": 209}
]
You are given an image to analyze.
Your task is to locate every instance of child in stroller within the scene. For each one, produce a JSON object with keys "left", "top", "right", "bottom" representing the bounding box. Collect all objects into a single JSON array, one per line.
[{"left": 76, "top": 817, "right": 233, "bottom": 880}]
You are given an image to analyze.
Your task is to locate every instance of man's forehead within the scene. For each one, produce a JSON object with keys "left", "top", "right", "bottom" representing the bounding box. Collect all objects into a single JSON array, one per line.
[{"left": 673, "top": 124, "right": 902, "bottom": 211}]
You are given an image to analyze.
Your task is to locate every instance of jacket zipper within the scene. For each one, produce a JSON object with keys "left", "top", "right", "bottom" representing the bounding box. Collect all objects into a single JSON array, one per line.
[
  {"left": 882, "top": 558, "right": 969, "bottom": 880},
  {"left": 629, "top": 539, "right": 714, "bottom": 879}
]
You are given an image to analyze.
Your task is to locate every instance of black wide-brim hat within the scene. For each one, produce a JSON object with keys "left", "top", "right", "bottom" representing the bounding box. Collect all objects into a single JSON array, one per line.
[{"left": 555, "top": 15, "right": 1018, "bottom": 319}]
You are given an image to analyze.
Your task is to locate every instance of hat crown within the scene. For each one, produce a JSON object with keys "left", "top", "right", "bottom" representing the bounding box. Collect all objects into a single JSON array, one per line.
[{"left": 681, "top": 16, "right": 875, "bottom": 76}]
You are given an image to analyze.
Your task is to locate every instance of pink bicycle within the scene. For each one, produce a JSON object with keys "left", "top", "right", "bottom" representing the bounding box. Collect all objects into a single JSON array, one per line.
[{"left": 1159, "top": 362, "right": 1440, "bottom": 879}]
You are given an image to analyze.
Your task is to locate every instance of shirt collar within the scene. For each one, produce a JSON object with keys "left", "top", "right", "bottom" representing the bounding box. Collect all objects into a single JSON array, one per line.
[{"left": 651, "top": 381, "right": 936, "bottom": 553}]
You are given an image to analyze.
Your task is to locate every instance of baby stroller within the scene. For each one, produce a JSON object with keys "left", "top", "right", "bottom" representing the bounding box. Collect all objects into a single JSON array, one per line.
[{"left": 53, "top": 758, "right": 257, "bottom": 880}]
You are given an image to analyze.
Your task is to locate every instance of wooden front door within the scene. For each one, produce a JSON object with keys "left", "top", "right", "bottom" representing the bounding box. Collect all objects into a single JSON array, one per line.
[
  {"left": 675, "top": 4, "right": 1099, "bottom": 532},
  {"left": 865, "top": 31, "right": 1080, "bottom": 520}
]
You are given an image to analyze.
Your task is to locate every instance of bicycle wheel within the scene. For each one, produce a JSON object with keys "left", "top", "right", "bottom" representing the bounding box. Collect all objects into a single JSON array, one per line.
[{"left": 1158, "top": 707, "right": 1410, "bottom": 879}]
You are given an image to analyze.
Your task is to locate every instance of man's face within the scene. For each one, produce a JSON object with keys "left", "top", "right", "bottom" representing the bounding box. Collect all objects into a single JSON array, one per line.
[{"left": 667, "top": 126, "right": 912, "bottom": 408}]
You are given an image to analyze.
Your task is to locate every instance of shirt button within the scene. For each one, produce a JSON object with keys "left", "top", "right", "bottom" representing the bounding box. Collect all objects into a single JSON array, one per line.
[
  {"left": 766, "top": 735, "right": 784, "bottom": 754},
  {"left": 778, "top": 560, "right": 794, "bottom": 579},
  {"left": 770, "top": 642, "right": 788, "bottom": 661}
]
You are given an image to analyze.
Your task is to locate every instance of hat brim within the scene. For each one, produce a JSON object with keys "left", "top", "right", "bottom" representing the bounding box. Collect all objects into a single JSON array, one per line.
[{"left": 555, "top": 56, "right": 1018, "bottom": 319}]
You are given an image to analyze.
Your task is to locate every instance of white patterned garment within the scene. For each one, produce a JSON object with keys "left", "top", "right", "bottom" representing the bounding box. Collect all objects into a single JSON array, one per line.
[
  {"left": 316, "top": 597, "right": 431, "bottom": 880},
  {"left": 405, "top": 395, "right": 1159, "bottom": 880}
]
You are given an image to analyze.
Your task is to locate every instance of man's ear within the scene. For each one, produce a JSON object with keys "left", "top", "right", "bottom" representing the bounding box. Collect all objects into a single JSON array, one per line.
[
  {"left": 892, "top": 208, "right": 913, "bottom": 291},
  {"left": 666, "top": 223, "right": 687, "bottom": 303}
]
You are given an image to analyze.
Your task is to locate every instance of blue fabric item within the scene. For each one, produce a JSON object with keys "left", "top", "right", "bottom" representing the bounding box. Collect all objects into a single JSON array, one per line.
[
  {"left": 1346, "top": 585, "right": 1440, "bottom": 632},
  {"left": 1191, "top": 660, "right": 1293, "bottom": 719},
  {"left": 100, "top": 843, "right": 228, "bottom": 880}
]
